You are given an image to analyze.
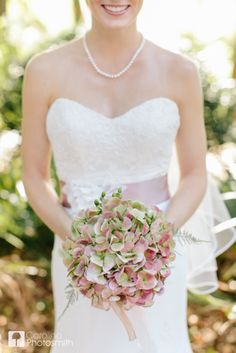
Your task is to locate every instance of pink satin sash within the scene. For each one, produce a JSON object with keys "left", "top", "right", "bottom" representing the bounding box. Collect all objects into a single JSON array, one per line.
[
  {"left": 60, "top": 174, "right": 170, "bottom": 209},
  {"left": 121, "top": 174, "right": 170, "bottom": 206}
]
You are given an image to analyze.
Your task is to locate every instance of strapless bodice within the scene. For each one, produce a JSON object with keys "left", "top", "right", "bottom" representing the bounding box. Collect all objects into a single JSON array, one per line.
[{"left": 46, "top": 96, "right": 180, "bottom": 185}]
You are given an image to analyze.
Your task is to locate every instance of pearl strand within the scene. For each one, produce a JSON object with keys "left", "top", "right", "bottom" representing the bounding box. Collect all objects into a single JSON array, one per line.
[{"left": 82, "top": 33, "right": 146, "bottom": 79}]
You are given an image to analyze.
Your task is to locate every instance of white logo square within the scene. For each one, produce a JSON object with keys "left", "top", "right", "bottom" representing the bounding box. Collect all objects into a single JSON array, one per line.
[{"left": 8, "top": 331, "right": 25, "bottom": 347}]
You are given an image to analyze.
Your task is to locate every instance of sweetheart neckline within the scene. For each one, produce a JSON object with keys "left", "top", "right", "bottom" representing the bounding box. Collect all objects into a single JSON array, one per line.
[{"left": 46, "top": 96, "right": 180, "bottom": 121}]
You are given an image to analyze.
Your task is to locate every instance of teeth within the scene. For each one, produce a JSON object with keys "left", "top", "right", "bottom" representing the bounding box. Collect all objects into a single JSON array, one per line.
[{"left": 103, "top": 5, "right": 129, "bottom": 12}]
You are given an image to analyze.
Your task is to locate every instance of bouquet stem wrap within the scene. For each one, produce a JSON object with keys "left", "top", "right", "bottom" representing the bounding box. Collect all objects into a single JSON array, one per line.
[{"left": 110, "top": 302, "right": 136, "bottom": 341}]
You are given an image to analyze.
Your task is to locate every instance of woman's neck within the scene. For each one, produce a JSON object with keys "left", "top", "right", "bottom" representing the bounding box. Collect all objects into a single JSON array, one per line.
[{"left": 85, "top": 24, "right": 142, "bottom": 62}]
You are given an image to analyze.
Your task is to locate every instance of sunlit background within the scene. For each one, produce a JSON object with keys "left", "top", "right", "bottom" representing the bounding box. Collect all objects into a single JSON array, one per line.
[
  {"left": 6, "top": 0, "right": 236, "bottom": 78},
  {"left": 0, "top": 1, "right": 236, "bottom": 353}
]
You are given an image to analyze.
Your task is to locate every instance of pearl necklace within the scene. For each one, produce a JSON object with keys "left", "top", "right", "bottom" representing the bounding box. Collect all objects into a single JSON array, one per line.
[{"left": 82, "top": 32, "right": 146, "bottom": 79}]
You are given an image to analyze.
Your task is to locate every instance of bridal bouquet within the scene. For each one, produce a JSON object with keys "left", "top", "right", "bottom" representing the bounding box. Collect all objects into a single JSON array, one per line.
[{"left": 59, "top": 187, "right": 180, "bottom": 340}]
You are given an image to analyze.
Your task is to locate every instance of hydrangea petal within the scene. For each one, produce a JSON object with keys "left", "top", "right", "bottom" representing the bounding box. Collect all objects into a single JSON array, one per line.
[
  {"left": 90, "top": 253, "right": 104, "bottom": 267},
  {"left": 136, "top": 271, "right": 158, "bottom": 290},
  {"left": 103, "top": 253, "right": 116, "bottom": 272}
]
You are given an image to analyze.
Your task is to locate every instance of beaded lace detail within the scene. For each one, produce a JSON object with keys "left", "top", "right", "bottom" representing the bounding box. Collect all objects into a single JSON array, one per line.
[{"left": 61, "top": 181, "right": 127, "bottom": 218}]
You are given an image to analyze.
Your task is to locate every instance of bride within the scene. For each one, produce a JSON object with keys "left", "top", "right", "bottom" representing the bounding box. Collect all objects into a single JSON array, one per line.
[{"left": 20, "top": 1, "right": 235, "bottom": 352}]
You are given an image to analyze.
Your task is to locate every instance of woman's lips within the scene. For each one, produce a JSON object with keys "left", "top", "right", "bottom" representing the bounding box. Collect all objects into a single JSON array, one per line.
[{"left": 101, "top": 4, "right": 130, "bottom": 16}]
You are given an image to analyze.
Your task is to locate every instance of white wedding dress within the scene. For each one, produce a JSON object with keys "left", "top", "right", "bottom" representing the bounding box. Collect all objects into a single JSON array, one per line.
[{"left": 46, "top": 96, "right": 235, "bottom": 353}]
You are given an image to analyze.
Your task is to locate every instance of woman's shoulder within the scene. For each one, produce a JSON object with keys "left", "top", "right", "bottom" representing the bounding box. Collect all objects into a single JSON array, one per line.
[
  {"left": 149, "top": 39, "right": 200, "bottom": 95},
  {"left": 146, "top": 39, "right": 201, "bottom": 107},
  {"left": 22, "top": 38, "right": 81, "bottom": 107},
  {"left": 149, "top": 39, "right": 199, "bottom": 75},
  {"left": 24, "top": 37, "right": 81, "bottom": 80}
]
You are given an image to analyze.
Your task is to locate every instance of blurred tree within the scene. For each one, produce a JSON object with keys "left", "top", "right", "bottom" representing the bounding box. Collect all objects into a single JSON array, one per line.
[
  {"left": 73, "top": 0, "right": 84, "bottom": 27},
  {"left": 180, "top": 33, "right": 236, "bottom": 148},
  {"left": 0, "top": 0, "right": 6, "bottom": 16},
  {"left": 232, "top": 34, "right": 236, "bottom": 79},
  {"left": 0, "top": 3, "right": 83, "bottom": 258}
]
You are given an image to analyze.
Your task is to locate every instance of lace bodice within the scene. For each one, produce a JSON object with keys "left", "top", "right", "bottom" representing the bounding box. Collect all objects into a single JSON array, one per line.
[{"left": 46, "top": 96, "right": 180, "bottom": 184}]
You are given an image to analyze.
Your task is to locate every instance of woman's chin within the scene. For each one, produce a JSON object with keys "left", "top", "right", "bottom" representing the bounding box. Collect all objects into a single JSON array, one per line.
[
  {"left": 95, "top": 16, "right": 135, "bottom": 30},
  {"left": 100, "top": 20, "right": 133, "bottom": 30}
]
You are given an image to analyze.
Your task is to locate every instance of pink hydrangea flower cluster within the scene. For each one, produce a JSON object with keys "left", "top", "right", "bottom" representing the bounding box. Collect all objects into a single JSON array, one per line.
[{"left": 61, "top": 187, "right": 176, "bottom": 311}]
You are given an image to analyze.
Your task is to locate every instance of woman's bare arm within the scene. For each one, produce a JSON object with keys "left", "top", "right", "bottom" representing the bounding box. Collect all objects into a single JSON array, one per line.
[
  {"left": 165, "top": 57, "right": 207, "bottom": 229},
  {"left": 21, "top": 53, "right": 72, "bottom": 241}
]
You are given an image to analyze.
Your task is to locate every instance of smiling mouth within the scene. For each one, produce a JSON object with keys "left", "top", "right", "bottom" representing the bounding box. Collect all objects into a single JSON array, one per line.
[{"left": 101, "top": 4, "right": 130, "bottom": 15}]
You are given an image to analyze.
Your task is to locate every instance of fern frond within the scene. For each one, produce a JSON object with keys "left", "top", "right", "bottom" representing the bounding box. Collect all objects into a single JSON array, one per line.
[{"left": 57, "top": 283, "right": 79, "bottom": 321}]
